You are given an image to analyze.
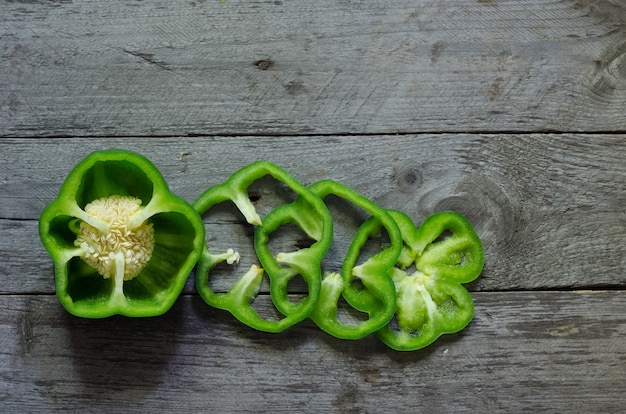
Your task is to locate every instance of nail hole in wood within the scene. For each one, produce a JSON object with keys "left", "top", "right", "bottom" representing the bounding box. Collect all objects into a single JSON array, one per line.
[{"left": 255, "top": 59, "right": 274, "bottom": 70}]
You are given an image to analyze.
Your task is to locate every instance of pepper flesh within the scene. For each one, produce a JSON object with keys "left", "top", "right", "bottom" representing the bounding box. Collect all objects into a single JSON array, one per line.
[
  {"left": 375, "top": 210, "right": 484, "bottom": 351},
  {"left": 300, "top": 180, "right": 401, "bottom": 340},
  {"left": 39, "top": 149, "right": 205, "bottom": 318},
  {"left": 194, "top": 161, "right": 333, "bottom": 333}
]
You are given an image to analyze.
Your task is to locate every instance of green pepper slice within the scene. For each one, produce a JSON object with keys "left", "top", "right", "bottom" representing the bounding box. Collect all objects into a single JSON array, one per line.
[
  {"left": 39, "top": 149, "right": 205, "bottom": 318},
  {"left": 375, "top": 210, "right": 484, "bottom": 351},
  {"left": 299, "top": 180, "right": 401, "bottom": 340},
  {"left": 194, "top": 161, "right": 333, "bottom": 333}
]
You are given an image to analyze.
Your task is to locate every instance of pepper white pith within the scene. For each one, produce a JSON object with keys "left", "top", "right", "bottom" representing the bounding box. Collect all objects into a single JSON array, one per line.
[{"left": 74, "top": 195, "right": 154, "bottom": 281}]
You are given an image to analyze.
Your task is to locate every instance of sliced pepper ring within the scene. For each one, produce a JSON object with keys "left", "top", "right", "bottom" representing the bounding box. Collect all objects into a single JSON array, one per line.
[
  {"left": 299, "top": 180, "right": 402, "bottom": 340},
  {"left": 375, "top": 210, "right": 484, "bottom": 351},
  {"left": 193, "top": 161, "right": 333, "bottom": 333},
  {"left": 39, "top": 149, "right": 205, "bottom": 318}
]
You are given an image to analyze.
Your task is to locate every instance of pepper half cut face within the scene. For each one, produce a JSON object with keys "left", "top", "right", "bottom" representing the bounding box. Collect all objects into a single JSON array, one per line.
[{"left": 39, "top": 150, "right": 205, "bottom": 318}]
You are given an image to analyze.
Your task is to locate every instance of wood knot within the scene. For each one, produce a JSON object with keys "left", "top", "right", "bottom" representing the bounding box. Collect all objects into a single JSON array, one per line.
[
  {"left": 248, "top": 192, "right": 261, "bottom": 203},
  {"left": 587, "top": 41, "right": 626, "bottom": 97},
  {"left": 573, "top": 0, "right": 626, "bottom": 26},
  {"left": 285, "top": 80, "right": 306, "bottom": 95},
  {"left": 417, "top": 174, "right": 520, "bottom": 251},
  {"left": 430, "top": 41, "right": 446, "bottom": 64},
  {"left": 392, "top": 164, "right": 423, "bottom": 193}
]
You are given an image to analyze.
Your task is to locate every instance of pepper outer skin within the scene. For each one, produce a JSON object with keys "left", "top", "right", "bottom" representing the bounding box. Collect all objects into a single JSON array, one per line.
[
  {"left": 194, "top": 161, "right": 333, "bottom": 333},
  {"left": 39, "top": 149, "right": 206, "bottom": 318},
  {"left": 299, "top": 180, "right": 401, "bottom": 340},
  {"left": 375, "top": 210, "right": 484, "bottom": 351}
]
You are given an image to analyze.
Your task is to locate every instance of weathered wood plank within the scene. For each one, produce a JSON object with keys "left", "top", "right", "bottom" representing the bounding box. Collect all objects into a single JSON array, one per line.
[
  {"left": 1, "top": 0, "right": 625, "bottom": 136},
  {"left": 2, "top": 291, "right": 625, "bottom": 412},
  {"left": 2, "top": 1, "right": 624, "bottom": 411},
  {"left": 1, "top": 135, "right": 624, "bottom": 293}
]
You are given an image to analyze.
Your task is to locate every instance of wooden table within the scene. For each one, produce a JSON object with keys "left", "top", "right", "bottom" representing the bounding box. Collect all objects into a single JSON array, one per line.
[{"left": 2, "top": 1, "right": 625, "bottom": 412}]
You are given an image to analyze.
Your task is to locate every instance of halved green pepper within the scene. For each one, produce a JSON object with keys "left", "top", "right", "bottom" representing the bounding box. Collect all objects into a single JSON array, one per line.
[
  {"left": 375, "top": 210, "right": 484, "bottom": 351},
  {"left": 298, "top": 180, "right": 401, "bottom": 340},
  {"left": 39, "top": 149, "right": 205, "bottom": 318},
  {"left": 194, "top": 161, "right": 333, "bottom": 332}
]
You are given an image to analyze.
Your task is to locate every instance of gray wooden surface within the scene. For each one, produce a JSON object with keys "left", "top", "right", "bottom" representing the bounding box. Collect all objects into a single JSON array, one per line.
[{"left": 1, "top": 0, "right": 625, "bottom": 412}]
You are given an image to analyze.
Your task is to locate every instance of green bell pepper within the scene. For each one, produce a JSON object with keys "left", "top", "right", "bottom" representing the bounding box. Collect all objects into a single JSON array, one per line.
[
  {"left": 194, "top": 161, "right": 333, "bottom": 333},
  {"left": 300, "top": 180, "right": 401, "bottom": 340},
  {"left": 375, "top": 210, "right": 484, "bottom": 351},
  {"left": 39, "top": 149, "right": 205, "bottom": 318}
]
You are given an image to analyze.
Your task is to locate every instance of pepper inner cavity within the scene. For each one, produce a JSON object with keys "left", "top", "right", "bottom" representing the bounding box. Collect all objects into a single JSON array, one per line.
[{"left": 74, "top": 195, "right": 155, "bottom": 281}]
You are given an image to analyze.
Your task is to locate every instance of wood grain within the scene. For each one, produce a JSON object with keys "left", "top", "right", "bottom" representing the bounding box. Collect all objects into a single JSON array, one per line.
[
  {"left": 3, "top": 291, "right": 625, "bottom": 412},
  {"left": 1, "top": 0, "right": 625, "bottom": 136},
  {"left": 2, "top": 0, "right": 625, "bottom": 411},
  {"left": 2, "top": 135, "right": 624, "bottom": 294}
]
